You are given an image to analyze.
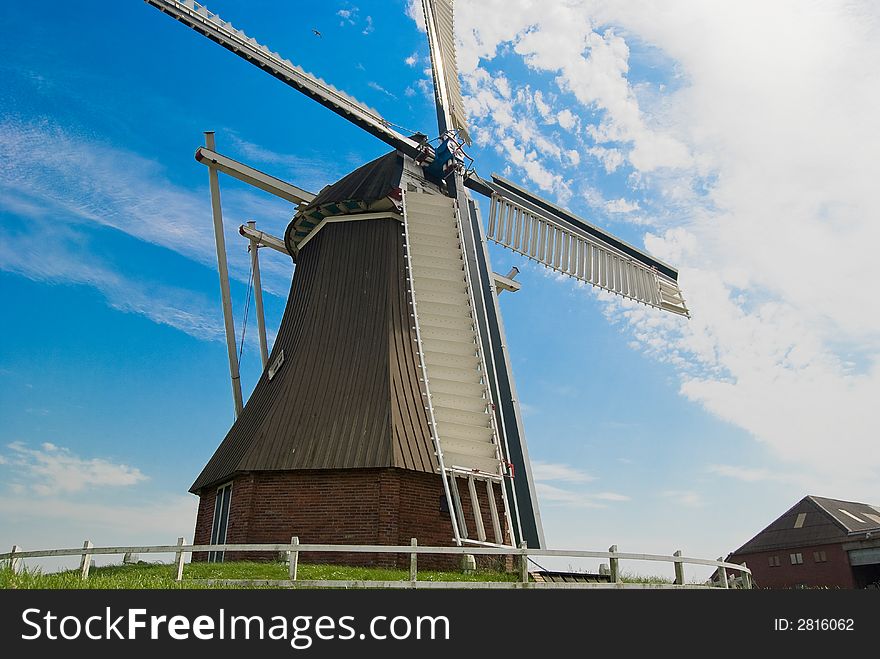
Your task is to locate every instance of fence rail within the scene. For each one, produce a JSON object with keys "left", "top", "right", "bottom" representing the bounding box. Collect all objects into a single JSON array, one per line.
[{"left": 2, "top": 539, "right": 752, "bottom": 589}]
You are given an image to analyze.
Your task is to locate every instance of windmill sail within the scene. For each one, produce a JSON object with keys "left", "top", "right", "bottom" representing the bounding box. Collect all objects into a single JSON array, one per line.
[
  {"left": 421, "top": 0, "right": 471, "bottom": 144},
  {"left": 146, "top": 0, "right": 424, "bottom": 158},
  {"left": 469, "top": 174, "right": 689, "bottom": 316}
]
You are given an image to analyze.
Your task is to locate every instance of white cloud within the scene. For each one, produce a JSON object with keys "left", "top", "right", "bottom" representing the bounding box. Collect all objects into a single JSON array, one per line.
[
  {"left": 533, "top": 91, "right": 551, "bottom": 118},
  {"left": 0, "top": 120, "right": 299, "bottom": 295},
  {"left": 533, "top": 461, "right": 629, "bottom": 508},
  {"left": 594, "top": 492, "right": 631, "bottom": 502},
  {"left": 536, "top": 483, "right": 630, "bottom": 508},
  {"left": 337, "top": 8, "right": 357, "bottom": 26},
  {"left": 0, "top": 121, "right": 303, "bottom": 340},
  {"left": 0, "top": 494, "right": 196, "bottom": 537},
  {"left": 0, "top": 493, "right": 199, "bottom": 572},
  {"left": 587, "top": 145, "right": 625, "bottom": 173},
  {"left": 605, "top": 197, "right": 640, "bottom": 213},
  {"left": 661, "top": 490, "right": 704, "bottom": 507},
  {"left": 557, "top": 109, "right": 578, "bottom": 131},
  {"left": 532, "top": 461, "right": 595, "bottom": 483},
  {"left": 362, "top": 16, "right": 374, "bottom": 35},
  {"left": 0, "top": 220, "right": 226, "bottom": 342},
  {"left": 536, "top": 483, "right": 605, "bottom": 508},
  {"left": 518, "top": 401, "right": 538, "bottom": 416},
  {"left": 464, "top": 67, "right": 577, "bottom": 201},
  {"left": 453, "top": 0, "right": 880, "bottom": 500},
  {"left": 405, "top": 0, "right": 426, "bottom": 32},
  {"left": 368, "top": 80, "right": 398, "bottom": 99},
  {"left": 456, "top": 1, "right": 691, "bottom": 173},
  {"left": 225, "top": 133, "right": 335, "bottom": 189},
  {"left": 707, "top": 464, "right": 803, "bottom": 485},
  {"left": 405, "top": 52, "right": 419, "bottom": 67},
  {"left": 494, "top": 76, "right": 511, "bottom": 99},
  {"left": 1, "top": 442, "right": 147, "bottom": 496}
]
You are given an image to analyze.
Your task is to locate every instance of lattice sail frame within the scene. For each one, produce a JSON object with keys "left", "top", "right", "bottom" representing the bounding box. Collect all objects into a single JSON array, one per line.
[{"left": 485, "top": 188, "right": 689, "bottom": 317}]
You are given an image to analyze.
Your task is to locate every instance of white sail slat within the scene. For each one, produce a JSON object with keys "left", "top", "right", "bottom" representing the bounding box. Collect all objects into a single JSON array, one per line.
[
  {"left": 427, "top": 0, "right": 471, "bottom": 144},
  {"left": 486, "top": 190, "right": 689, "bottom": 316}
]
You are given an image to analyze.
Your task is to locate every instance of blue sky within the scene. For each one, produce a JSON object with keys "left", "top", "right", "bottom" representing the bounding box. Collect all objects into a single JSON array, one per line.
[{"left": 2, "top": 0, "right": 878, "bottom": 579}]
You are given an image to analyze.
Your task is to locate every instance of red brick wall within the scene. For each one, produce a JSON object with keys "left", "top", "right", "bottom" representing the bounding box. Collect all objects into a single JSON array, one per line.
[
  {"left": 733, "top": 543, "right": 855, "bottom": 589},
  {"left": 192, "top": 468, "right": 512, "bottom": 570}
]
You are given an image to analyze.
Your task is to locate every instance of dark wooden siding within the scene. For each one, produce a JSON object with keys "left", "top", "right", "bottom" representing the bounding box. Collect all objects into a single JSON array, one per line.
[{"left": 191, "top": 219, "right": 435, "bottom": 493}]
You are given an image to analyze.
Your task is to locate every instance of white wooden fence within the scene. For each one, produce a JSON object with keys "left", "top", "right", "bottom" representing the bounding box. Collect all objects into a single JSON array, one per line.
[{"left": 1, "top": 539, "right": 752, "bottom": 589}]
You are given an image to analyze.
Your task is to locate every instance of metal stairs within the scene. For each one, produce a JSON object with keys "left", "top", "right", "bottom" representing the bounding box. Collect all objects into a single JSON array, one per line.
[{"left": 402, "top": 191, "right": 514, "bottom": 547}]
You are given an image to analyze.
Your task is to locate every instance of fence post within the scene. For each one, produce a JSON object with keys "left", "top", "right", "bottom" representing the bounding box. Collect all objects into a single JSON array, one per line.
[
  {"left": 673, "top": 550, "right": 684, "bottom": 585},
  {"left": 609, "top": 545, "right": 619, "bottom": 584},
  {"left": 175, "top": 537, "right": 186, "bottom": 582},
  {"left": 741, "top": 564, "right": 752, "bottom": 589},
  {"left": 10, "top": 545, "right": 22, "bottom": 574},
  {"left": 80, "top": 540, "right": 93, "bottom": 580},
  {"left": 520, "top": 541, "right": 528, "bottom": 584},
  {"left": 410, "top": 538, "right": 418, "bottom": 582},
  {"left": 717, "top": 557, "right": 728, "bottom": 589},
  {"left": 289, "top": 536, "right": 299, "bottom": 581}
]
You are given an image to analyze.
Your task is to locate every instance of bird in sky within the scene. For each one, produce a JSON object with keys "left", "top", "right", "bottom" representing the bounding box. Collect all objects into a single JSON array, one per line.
[{"left": 312, "top": 28, "right": 322, "bottom": 38}]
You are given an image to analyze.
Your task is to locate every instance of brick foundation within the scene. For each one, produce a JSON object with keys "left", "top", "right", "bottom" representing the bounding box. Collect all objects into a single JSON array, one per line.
[{"left": 193, "top": 468, "right": 513, "bottom": 571}]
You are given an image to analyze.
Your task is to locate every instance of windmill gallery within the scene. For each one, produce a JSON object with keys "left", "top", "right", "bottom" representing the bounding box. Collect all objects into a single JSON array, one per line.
[{"left": 145, "top": 0, "right": 689, "bottom": 567}]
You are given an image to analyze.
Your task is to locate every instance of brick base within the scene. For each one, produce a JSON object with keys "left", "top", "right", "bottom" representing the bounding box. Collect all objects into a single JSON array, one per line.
[{"left": 193, "top": 468, "right": 513, "bottom": 571}]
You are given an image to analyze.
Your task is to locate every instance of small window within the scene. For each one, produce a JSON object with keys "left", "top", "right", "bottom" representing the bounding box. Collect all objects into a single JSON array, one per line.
[
  {"left": 768, "top": 555, "right": 781, "bottom": 567},
  {"left": 790, "top": 552, "right": 803, "bottom": 565},
  {"left": 794, "top": 513, "right": 806, "bottom": 528},
  {"left": 209, "top": 482, "right": 233, "bottom": 563},
  {"left": 813, "top": 551, "right": 827, "bottom": 563}
]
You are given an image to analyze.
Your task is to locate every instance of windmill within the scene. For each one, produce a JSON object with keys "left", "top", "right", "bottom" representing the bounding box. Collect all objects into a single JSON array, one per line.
[{"left": 145, "top": 0, "right": 689, "bottom": 561}]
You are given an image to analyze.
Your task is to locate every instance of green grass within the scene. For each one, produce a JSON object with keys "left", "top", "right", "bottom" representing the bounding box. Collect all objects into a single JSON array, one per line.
[
  {"left": 1, "top": 559, "right": 689, "bottom": 589},
  {"left": 617, "top": 570, "right": 675, "bottom": 585},
  {"left": 1, "top": 560, "right": 520, "bottom": 589}
]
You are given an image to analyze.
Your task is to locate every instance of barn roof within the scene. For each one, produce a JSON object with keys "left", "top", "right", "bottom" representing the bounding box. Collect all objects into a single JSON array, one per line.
[
  {"left": 731, "top": 495, "right": 880, "bottom": 555},
  {"left": 808, "top": 496, "right": 880, "bottom": 533}
]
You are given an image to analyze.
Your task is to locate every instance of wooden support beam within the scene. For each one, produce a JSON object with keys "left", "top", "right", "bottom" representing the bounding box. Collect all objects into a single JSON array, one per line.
[
  {"left": 196, "top": 146, "right": 315, "bottom": 205},
  {"left": 673, "top": 549, "right": 684, "bottom": 585},
  {"left": 410, "top": 538, "right": 418, "bottom": 582},
  {"left": 609, "top": 545, "right": 619, "bottom": 584},
  {"left": 205, "top": 131, "right": 243, "bottom": 417},
  {"left": 9, "top": 545, "right": 22, "bottom": 574},
  {"left": 239, "top": 223, "right": 290, "bottom": 255},
  {"left": 717, "top": 557, "right": 728, "bottom": 589},
  {"left": 493, "top": 268, "right": 521, "bottom": 294},
  {"left": 247, "top": 221, "right": 269, "bottom": 367},
  {"left": 740, "top": 564, "right": 752, "bottom": 589},
  {"left": 80, "top": 539, "right": 93, "bottom": 580},
  {"left": 289, "top": 536, "right": 299, "bottom": 581},
  {"left": 175, "top": 537, "right": 186, "bottom": 582}
]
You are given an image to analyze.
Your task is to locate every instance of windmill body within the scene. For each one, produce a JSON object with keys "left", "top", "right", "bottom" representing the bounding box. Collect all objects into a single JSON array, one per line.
[{"left": 146, "top": 0, "right": 688, "bottom": 562}]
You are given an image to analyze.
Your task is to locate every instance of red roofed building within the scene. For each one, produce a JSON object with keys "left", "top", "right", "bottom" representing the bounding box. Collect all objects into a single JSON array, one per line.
[{"left": 725, "top": 496, "right": 880, "bottom": 589}]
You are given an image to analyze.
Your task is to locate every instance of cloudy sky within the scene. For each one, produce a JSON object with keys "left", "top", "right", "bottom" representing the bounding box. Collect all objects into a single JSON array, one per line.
[{"left": 1, "top": 0, "right": 877, "bottom": 579}]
